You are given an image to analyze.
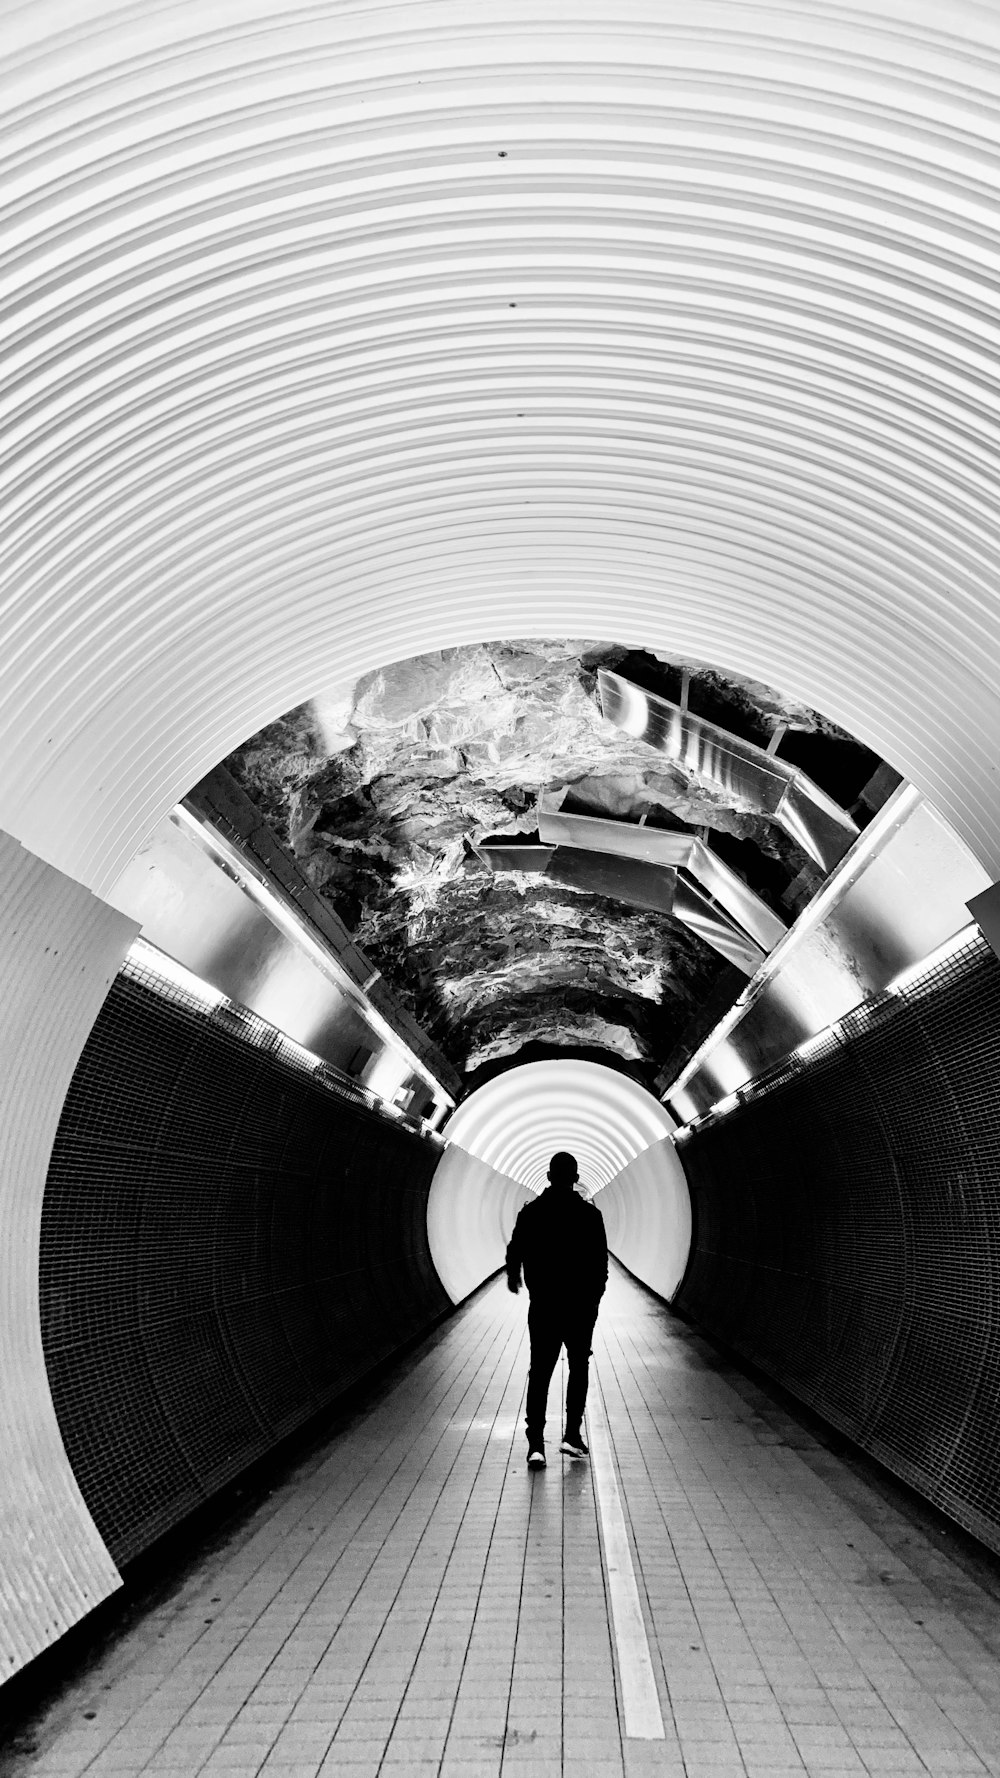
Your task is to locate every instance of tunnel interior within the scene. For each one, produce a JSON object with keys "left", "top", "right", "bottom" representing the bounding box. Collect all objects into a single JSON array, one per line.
[
  {"left": 6, "top": 0, "right": 1000, "bottom": 1724},
  {"left": 27, "top": 632, "right": 1000, "bottom": 1621}
]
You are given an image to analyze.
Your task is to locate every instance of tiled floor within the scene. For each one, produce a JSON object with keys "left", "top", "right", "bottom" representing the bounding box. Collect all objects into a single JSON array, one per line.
[{"left": 6, "top": 1266, "right": 1000, "bottom": 1778}]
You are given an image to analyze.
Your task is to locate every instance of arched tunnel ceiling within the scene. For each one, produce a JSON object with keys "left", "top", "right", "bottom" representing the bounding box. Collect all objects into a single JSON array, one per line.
[
  {"left": 224, "top": 637, "right": 886, "bottom": 1083},
  {"left": 443, "top": 1057, "right": 677, "bottom": 1192},
  {"left": 4, "top": 2, "right": 1000, "bottom": 903}
]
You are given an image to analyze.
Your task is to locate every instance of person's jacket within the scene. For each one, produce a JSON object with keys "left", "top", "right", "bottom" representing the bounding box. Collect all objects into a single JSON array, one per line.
[{"left": 505, "top": 1184, "right": 608, "bottom": 1308}]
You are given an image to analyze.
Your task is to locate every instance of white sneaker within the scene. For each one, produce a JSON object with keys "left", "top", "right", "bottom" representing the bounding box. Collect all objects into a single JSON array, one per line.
[
  {"left": 527, "top": 1448, "right": 546, "bottom": 1469},
  {"left": 560, "top": 1436, "right": 589, "bottom": 1458}
]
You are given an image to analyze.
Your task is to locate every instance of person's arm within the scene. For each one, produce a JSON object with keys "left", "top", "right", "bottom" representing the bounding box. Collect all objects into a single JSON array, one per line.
[{"left": 505, "top": 1210, "right": 525, "bottom": 1293}]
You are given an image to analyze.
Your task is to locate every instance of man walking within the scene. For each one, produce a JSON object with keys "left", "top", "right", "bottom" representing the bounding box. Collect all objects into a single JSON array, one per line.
[{"left": 505, "top": 1150, "right": 608, "bottom": 1469}]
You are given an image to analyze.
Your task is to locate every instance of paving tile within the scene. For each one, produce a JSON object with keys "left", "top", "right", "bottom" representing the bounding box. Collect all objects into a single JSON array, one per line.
[
  {"left": 258, "top": 1761, "right": 325, "bottom": 1778},
  {"left": 317, "top": 1757, "right": 382, "bottom": 1777},
  {"left": 439, "top": 1764, "right": 503, "bottom": 1777},
  {"left": 10, "top": 1273, "right": 1000, "bottom": 1778},
  {"left": 198, "top": 1763, "right": 263, "bottom": 1778},
  {"left": 201, "top": 1748, "right": 270, "bottom": 1770}
]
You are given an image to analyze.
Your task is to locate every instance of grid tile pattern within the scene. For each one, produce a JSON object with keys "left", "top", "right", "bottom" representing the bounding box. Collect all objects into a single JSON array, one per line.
[
  {"left": 40, "top": 973, "right": 450, "bottom": 1565},
  {"left": 676, "top": 935, "right": 1000, "bottom": 1555},
  {"left": 9, "top": 1270, "right": 1000, "bottom": 1778}
]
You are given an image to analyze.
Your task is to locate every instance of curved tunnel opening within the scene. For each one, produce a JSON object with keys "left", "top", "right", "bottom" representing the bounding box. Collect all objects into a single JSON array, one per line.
[
  {"left": 429, "top": 1058, "right": 690, "bottom": 1308},
  {"left": 7, "top": 10, "right": 1000, "bottom": 1752},
  {"left": 25, "top": 627, "right": 997, "bottom": 1623}
]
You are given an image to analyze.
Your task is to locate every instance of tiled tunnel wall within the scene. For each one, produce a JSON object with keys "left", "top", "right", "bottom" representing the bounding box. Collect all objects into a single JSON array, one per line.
[
  {"left": 40, "top": 965, "right": 451, "bottom": 1568},
  {"left": 674, "top": 930, "right": 1000, "bottom": 1554},
  {"left": 40, "top": 923, "right": 1000, "bottom": 1577}
]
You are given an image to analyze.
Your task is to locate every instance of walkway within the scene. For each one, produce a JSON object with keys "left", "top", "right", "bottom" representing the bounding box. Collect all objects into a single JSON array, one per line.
[{"left": 6, "top": 1267, "right": 1000, "bottom": 1778}]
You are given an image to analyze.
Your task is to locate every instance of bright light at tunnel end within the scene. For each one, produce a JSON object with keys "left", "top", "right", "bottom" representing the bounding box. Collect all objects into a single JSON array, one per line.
[{"left": 442, "top": 1058, "right": 676, "bottom": 1194}]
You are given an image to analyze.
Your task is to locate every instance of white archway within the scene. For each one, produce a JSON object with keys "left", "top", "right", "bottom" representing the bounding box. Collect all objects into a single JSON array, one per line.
[
  {"left": 3, "top": 2, "right": 1000, "bottom": 893},
  {"left": 6, "top": 0, "right": 1000, "bottom": 1677},
  {"left": 428, "top": 1059, "right": 689, "bottom": 1304},
  {"left": 443, "top": 1057, "right": 675, "bottom": 1194}
]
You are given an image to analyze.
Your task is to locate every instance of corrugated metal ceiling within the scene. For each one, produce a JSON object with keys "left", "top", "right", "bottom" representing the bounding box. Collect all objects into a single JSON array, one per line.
[{"left": 3, "top": 2, "right": 1000, "bottom": 889}]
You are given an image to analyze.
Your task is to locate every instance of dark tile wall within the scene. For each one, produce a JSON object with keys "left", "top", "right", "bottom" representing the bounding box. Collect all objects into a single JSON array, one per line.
[
  {"left": 40, "top": 970, "right": 451, "bottom": 1566},
  {"left": 674, "top": 930, "right": 1000, "bottom": 1554}
]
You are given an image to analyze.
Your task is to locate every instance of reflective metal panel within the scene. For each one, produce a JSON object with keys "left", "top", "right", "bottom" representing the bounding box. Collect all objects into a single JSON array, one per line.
[
  {"left": 475, "top": 843, "right": 555, "bottom": 874},
  {"left": 481, "top": 841, "right": 763, "bottom": 975},
  {"left": 692, "top": 841, "right": 787, "bottom": 953},
  {"left": 547, "top": 849, "right": 677, "bottom": 917},
  {"left": 477, "top": 836, "right": 674, "bottom": 911},
  {"left": 664, "top": 788, "right": 992, "bottom": 1123},
  {"left": 537, "top": 796, "right": 693, "bottom": 868},
  {"left": 779, "top": 777, "right": 864, "bottom": 878},
  {"left": 599, "top": 670, "right": 858, "bottom": 872},
  {"left": 111, "top": 804, "right": 455, "bottom": 1113},
  {"left": 538, "top": 792, "right": 786, "bottom": 953},
  {"left": 673, "top": 878, "right": 767, "bottom": 977},
  {"left": 968, "top": 880, "right": 1000, "bottom": 963}
]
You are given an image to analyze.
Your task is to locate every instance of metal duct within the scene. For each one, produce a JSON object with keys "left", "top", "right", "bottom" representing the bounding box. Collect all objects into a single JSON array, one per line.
[
  {"left": 548, "top": 849, "right": 676, "bottom": 918},
  {"left": 537, "top": 791, "right": 786, "bottom": 953},
  {"left": 476, "top": 839, "right": 765, "bottom": 975},
  {"left": 476, "top": 840, "right": 673, "bottom": 915},
  {"left": 475, "top": 843, "right": 555, "bottom": 875},
  {"left": 598, "top": 671, "right": 858, "bottom": 873},
  {"left": 671, "top": 878, "right": 766, "bottom": 978}
]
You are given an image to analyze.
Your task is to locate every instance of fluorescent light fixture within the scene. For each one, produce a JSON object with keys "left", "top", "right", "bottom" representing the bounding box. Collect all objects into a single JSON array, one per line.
[
  {"left": 128, "top": 937, "right": 226, "bottom": 1010},
  {"left": 699, "top": 1035, "right": 753, "bottom": 1099},
  {"left": 130, "top": 939, "right": 410, "bottom": 1126},
  {"left": 173, "top": 803, "right": 453, "bottom": 1106},
  {"left": 277, "top": 1033, "right": 324, "bottom": 1071},
  {"left": 711, "top": 1092, "right": 741, "bottom": 1118},
  {"left": 666, "top": 785, "right": 922, "bottom": 1106},
  {"left": 886, "top": 923, "right": 978, "bottom": 997},
  {"left": 793, "top": 1029, "right": 835, "bottom": 1064}
]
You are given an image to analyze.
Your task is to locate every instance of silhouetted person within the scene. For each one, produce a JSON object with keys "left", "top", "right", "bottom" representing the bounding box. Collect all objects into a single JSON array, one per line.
[{"left": 505, "top": 1150, "right": 608, "bottom": 1468}]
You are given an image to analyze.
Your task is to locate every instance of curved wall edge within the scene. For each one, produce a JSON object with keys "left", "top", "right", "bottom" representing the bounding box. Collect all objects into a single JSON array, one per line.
[
  {"left": 674, "top": 931, "right": 1000, "bottom": 1556},
  {"left": 427, "top": 1145, "right": 529, "bottom": 1304},
  {"left": 0, "top": 832, "right": 137, "bottom": 1680},
  {"left": 40, "top": 969, "right": 451, "bottom": 1573},
  {"left": 598, "top": 1136, "right": 692, "bottom": 1304},
  {"left": 441, "top": 1058, "right": 676, "bottom": 1195},
  {"left": 8, "top": 5, "right": 1000, "bottom": 892}
]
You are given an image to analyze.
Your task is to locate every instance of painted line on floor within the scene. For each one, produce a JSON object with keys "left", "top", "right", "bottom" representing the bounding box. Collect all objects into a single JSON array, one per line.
[{"left": 586, "top": 1374, "right": 665, "bottom": 1740}]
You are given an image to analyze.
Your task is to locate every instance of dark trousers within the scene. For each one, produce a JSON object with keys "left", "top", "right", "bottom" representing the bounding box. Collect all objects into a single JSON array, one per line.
[{"left": 525, "top": 1298, "right": 597, "bottom": 1447}]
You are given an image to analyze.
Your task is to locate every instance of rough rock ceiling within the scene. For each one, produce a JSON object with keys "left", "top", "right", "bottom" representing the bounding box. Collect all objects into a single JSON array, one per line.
[{"left": 225, "top": 641, "right": 882, "bottom": 1088}]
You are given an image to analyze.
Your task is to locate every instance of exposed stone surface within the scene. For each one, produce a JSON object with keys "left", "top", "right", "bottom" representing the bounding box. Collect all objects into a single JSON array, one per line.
[{"left": 226, "top": 640, "right": 879, "bottom": 1086}]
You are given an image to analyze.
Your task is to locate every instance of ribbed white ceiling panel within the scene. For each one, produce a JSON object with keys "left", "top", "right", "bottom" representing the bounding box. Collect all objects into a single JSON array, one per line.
[
  {"left": 443, "top": 1058, "right": 675, "bottom": 1192},
  {"left": 4, "top": 2, "right": 1000, "bottom": 894}
]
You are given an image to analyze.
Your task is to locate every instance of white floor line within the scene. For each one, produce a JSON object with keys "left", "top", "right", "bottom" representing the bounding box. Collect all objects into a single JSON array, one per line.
[{"left": 586, "top": 1372, "right": 665, "bottom": 1740}]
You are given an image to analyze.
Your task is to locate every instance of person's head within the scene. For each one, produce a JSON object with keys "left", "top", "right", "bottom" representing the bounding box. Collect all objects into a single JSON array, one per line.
[{"left": 547, "top": 1150, "right": 579, "bottom": 1191}]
